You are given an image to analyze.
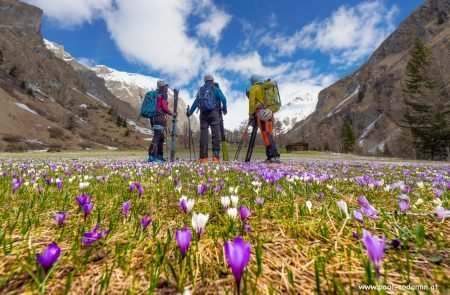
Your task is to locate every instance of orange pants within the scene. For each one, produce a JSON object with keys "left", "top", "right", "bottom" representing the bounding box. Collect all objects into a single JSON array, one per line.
[{"left": 255, "top": 113, "right": 279, "bottom": 159}]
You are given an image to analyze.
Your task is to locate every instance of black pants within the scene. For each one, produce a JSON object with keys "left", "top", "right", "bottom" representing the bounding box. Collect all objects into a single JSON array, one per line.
[
  {"left": 219, "top": 112, "right": 226, "bottom": 141},
  {"left": 200, "top": 110, "right": 221, "bottom": 159},
  {"left": 149, "top": 114, "right": 165, "bottom": 157}
]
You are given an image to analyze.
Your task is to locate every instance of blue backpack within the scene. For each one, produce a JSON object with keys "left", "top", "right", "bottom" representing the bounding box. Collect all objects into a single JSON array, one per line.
[
  {"left": 198, "top": 84, "right": 216, "bottom": 111},
  {"left": 139, "top": 90, "right": 158, "bottom": 118}
]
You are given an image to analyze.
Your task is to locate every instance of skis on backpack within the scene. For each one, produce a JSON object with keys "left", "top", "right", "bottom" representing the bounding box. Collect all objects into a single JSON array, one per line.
[{"left": 170, "top": 89, "right": 179, "bottom": 162}]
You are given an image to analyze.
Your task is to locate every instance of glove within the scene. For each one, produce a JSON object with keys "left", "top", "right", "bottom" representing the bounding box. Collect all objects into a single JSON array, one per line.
[
  {"left": 222, "top": 108, "right": 227, "bottom": 115},
  {"left": 186, "top": 110, "right": 191, "bottom": 117}
]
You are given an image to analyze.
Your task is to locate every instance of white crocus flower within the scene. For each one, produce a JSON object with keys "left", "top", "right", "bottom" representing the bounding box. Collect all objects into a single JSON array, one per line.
[
  {"left": 227, "top": 208, "right": 238, "bottom": 219},
  {"left": 416, "top": 181, "right": 424, "bottom": 188},
  {"left": 336, "top": 200, "right": 349, "bottom": 218},
  {"left": 414, "top": 198, "right": 424, "bottom": 206},
  {"left": 230, "top": 195, "right": 239, "bottom": 208},
  {"left": 191, "top": 213, "right": 209, "bottom": 236},
  {"left": 221, "top": 196, "right": 231, "bottom": 209},
  {"left": 433, "top": 198, "right": 442, "bottom": 207},
  {"left": 306, "top": 201, "right": 312, "bottom": 213},
  {"left": 384, "top": 185, "right": 391, "bottom": 192}
]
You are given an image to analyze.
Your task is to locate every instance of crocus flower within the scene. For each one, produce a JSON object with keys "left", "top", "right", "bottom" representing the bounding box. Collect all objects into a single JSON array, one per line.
[
  {"left": 76, "top": 194, "right": 92, "bottom": 207},
  {"left": 191, "top": 213, "right": 209, "bottom": 239},
  {"left": 254, "top": 197, "right": 264, "bottom": 205},
  {"left": 122, "top": 200, "right": 131, "bottom": 217},
  {"left": 336, "top": 200, "right": 349, "bottom": 218},
  {"left": 180, "top": 196, "right": 195, "bottom": 213},
  {"left": 238, "top": 206, "right": 251, "bottom": 221},
  {"left": 197, "top": 184, "right": 207, "bottom": 196},
  {"left": 358, "top": 195, "right": 369, "bottom": 206},
  {"left": 434, "top": 188, "right": 444, "bottom": 198},
  {"left": 230, "top": 195, "right": 239, "bottom": 208},
  {"left": 138, "top": 187, "right": 144, "bottom": 197},
  {"left": 306, "top": 201, "right": 312, "bottom": 213},
  {"left": 353, "top": 232, "right": 360, "bottom": 239},
  {"left": 317, "top": 193, "right": 324, "bottom": 200},
  {"left": 141, "top": 214, "right": 152, "bottom": 230},
  {"left": 361, "top": 204, "right": 379, "bottom": 220},
  {"left": 129, "top": 184, "right": 135, "bottom": 192},
  {"left": 244, "top": 223, "right": 252, "bottom": 233},
  {"left": 36, "top": 243, "right": 61, "bottom": 270},
  {"left": 82, "top": 225, "right": 110, "bottom": 245},
  {"left": 175, "top": 228, "right": 192, "bottom": 259},
  {"left": 353, "top": 209, "right": 364, "bottom": 223},
  {"left": 57, "top": 180, "right": 63, "bottom": 190},
  {"left": 224, "top": 237, "right": 251, "bottom": 290},
  {"left": 54, "top": 212, "right": 66, "bottom": 227},
  {"left": 12, "top": 179, "right": 23, "bottom": 193},
  {"left": 398, "top": 195, "right": 410, "bottom": 212},
  {"left": 221, "top": 196, "right": 231, "bottom": 209},
  {"left": 83, "top": 203, "right": 94, "bottom": 220},
  {"left": 362, "top": 230, "right": 386, "bottom": 278},
  {"left": 227, "top": 208, "right": 238, "bottom": 219},
  {"left": 436, "top": 206, "right": 450, "bottom": 221}
]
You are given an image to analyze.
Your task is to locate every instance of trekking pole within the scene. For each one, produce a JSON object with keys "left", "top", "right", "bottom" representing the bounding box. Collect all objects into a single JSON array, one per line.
[
  {"left": 170, "top": 89, "right": 179, "bottom": 162},
  {"left": 234, "top": 123, "right": 250, "bottom": 161},
  {"left": 245, "top": 120, "right": 258, "bottom": 163},
  {"left": 187, "top": 105, "right": 192, "bottom": 161}
]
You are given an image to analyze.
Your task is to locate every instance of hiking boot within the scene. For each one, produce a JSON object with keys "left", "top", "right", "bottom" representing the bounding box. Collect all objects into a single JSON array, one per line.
[
  {"left": 212, "top": 157, "right": 220, "bottom": 163},
  {"left": 148, "top": 156, "right": 164, "bottom": 163},
  {"left": 157, "top": 155, "right": 168, "bottom": 162},
  {"left": 199, "top": 158, "right": 208, "bottom": 163}
]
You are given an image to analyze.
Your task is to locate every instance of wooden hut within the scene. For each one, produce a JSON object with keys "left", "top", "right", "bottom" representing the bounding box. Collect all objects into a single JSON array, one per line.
[{"left": 285, "top": 142, "right": 309, "bottom": 153}]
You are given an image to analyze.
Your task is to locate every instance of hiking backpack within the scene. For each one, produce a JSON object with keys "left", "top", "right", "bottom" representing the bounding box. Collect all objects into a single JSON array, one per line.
[
  {"left": 256, "top": 81, "right": 282, "bottom": 113},
  {"left": 139, "top": 90, "right": 158, "bottom": 118},
  {"left": 198, "top": 84, "right": 216, "bottom": 111}
]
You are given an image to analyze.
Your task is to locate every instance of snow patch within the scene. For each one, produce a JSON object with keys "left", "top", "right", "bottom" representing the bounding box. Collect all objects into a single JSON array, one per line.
[
  {"left": 127, "top": 120, "right": 153, "bottom": 135},
  {"left": 15, "top": 103, "right": 38, "bottom": 115},
  {"left": 326, "top": 86, "right": 360, "bottom": 118},
  {"left": 357, "top": 114, "right": 383, "bottom": 146},
  {"left": 79, "top": 104, "right": 88, "bottom": 109},
  {"left": 93, "top": 65, "right": 159, "bottom": 93},
  {"left": 86, "top": 92, "right": 108, "bottom": 107}
]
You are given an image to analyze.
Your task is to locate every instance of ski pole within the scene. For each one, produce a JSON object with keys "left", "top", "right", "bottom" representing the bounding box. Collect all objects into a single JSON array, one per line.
[
  {"left": 245, "top": 120, "right": 258, "bottom": 163},
  {"left": 187, "top": 105, "right": 192, "bottom": 161},
  {"left": 234, "top": 123, "right": 250, "bottom": 161}
]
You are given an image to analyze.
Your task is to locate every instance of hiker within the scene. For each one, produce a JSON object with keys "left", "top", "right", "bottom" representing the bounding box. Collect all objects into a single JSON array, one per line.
[
  {"left": 248, "top": 74, "right": 280, "bottom": 163},
  {"left": 186, "top": 74, "right": 227, "bottom": 162},
  {"left": 148, "top": 79, "right": 175, "bottom": 163}
]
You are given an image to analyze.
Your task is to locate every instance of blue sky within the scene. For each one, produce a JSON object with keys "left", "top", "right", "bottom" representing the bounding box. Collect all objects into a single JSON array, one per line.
[{"left": 24, "top": 0, "right": 423, "bottom": 127}]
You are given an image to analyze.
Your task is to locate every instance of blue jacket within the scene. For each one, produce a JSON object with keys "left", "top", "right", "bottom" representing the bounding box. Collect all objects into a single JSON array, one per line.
[{"left": 189, "top": 82, "right": 227, "bottom": 115}]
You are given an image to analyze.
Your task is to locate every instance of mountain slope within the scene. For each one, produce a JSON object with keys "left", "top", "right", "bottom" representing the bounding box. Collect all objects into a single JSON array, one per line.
[
  {"left": 287, "top": 0, "right": 449, "bottom": 157},
  {"left": 0, "top": 0, "right": 150, "bottom": 151}
]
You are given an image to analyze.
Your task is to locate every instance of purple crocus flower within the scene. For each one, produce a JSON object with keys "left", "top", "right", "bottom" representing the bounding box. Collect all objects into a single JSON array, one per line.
[
  {"left": 82, "top": 225, "right": 110, "bottom": 245},
  {"left": 398, "top": 200, "right": 409, "bottom": 212},
  {"left": 244, "top": 223, "right": 252, "bottom": 233},
  {"left": 141, "top": 214, "right": 152, "bottom": 230},
  {"left": 197, "top": 184, "right": 207, "bottom": 196},
  {"left": 254, "top": 197, "right": 264, "bottom": 205},
  {"left": 361, "top": 205, "right": 379, "bottom": 220},
  {"left": 238, "top": 206, "right": 251, "bottom": 222},
  {"left": 76, "top": 194, "right": 92, "bottom": 207},
  {"left": 12, "top": 179, "right": 23, "bottom": 193},
  {"left": 353, "top": 232, "right": 360, "bottom": 239},
  {"left": 175, "top": 228, "right": 192, "bottom": 259},
  {"left": 436, "top": 206, "right": 450, "bottom": 221},
  {"left": 362, "top": 230, "right": 386, "bottom": 278},
  {"left": 57, "top": 181, "right": 63, "bottom": 190},
  {"left": 138, "top": 187, "right": 144, "bottom": 197},
  {"left": 36, "top": 243, "right": 61, "bottom": 270},
  {"left": 317, "top": 193, "right": 324, "bottom": 200},
  {"left": 37, "top": 186, "right": 43, "bottom": 194},
  {"left": 122, "top": 201, "right": 131, "bottom": 217},
  {"left": 433, "top": 188, "right": 444, "bottom": 198},
  {"left": 83, "top": 203, "right": 94, "bottom": 220},
  {"left": 353, "top": 209, "right": 364, "bottom": 223},
  {"left": 358, "top": 195, "right": 369, "bottom": 206},
  {"left": 129, "top": 184, "right": 135, "bottom": 192},
  {"left": 54, "top": 212, "right": 67, "bottom": 227},
  {"left": 224, "top": 237, "right": 251, "bottom": 289}
]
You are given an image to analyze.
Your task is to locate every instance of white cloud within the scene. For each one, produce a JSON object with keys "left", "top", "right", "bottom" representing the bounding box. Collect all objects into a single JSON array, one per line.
[
  {"left": 195, "top": 0, "right": 232, "bottom": 43},
  {"left": 261, "top": 0, "right": 399, "bottom": 66},
  {"left": 23, "top": 0, "right": 112, "bottom": 27}
]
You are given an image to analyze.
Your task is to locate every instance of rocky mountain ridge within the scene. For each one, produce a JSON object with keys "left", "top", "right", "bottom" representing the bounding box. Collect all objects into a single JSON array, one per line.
[{"left": 287, "top": 0, "right": 449, "bottom": 158}]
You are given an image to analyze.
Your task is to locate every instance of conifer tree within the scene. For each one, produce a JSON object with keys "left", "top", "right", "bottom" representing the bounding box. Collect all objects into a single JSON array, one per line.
[
  {"left": 402, "top": 37, "right": 449, "bottom": 160},
  {"left": 341, "top": 119, "right": 356, "bottom": 153}
]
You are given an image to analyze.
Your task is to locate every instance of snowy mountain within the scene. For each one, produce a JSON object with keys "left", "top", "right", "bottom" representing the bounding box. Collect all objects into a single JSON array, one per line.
[
  {"left": 276, "top": 91, "right": 317, "bottom": 134},
  {"left": 92, "top": 65, "right": 158, "bottom": 111}
]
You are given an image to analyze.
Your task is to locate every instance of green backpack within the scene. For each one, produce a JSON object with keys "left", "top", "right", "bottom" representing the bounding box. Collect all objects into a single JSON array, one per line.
[{"left": 256, "top": 81, "right": 282, "bottom": 113}]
